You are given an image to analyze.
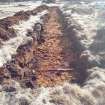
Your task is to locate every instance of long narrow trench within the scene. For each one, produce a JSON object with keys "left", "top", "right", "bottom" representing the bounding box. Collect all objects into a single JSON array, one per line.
[{"left": 35, "top": 7, "right": 76, "bottom": 87}]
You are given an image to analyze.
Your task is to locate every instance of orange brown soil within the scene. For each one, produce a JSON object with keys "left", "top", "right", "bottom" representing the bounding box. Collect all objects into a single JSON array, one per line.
[
  {"left": 35, "top": 7, "right": 76, "bottom": 87},
  {"left": 0, "top": 6, "right": 88, "bottom": 88}
]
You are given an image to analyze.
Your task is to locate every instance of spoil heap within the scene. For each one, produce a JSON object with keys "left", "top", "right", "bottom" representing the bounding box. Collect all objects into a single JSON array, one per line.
[{"left": 0, "top": 5, "right": 49, "bottom": 41}]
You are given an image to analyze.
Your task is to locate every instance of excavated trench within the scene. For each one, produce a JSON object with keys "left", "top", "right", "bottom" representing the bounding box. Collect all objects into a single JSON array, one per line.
[{"left": 0, "top": 5, "right": 89, "bottom": 88}]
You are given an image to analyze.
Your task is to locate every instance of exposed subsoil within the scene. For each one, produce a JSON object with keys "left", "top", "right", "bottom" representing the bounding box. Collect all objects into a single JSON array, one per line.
[{"left": 0, "top": 5, "right": 89, "bottom": 88}]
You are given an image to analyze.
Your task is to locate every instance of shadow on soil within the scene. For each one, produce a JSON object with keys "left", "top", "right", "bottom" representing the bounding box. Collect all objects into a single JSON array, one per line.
[{"left": 57, "top": 9, "right": 89, "bottom": 85}]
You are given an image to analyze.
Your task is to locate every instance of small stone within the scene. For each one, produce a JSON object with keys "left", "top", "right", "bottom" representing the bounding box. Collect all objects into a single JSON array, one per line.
[
  {"left": 3, "top": 86, "right": 16, "bottom": 92},
  {"left": 25, "top": 80, "right": 34, "bottom": 89},
  {"left": 19, "top": 97, "right": 30, "bottom": 105}
]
